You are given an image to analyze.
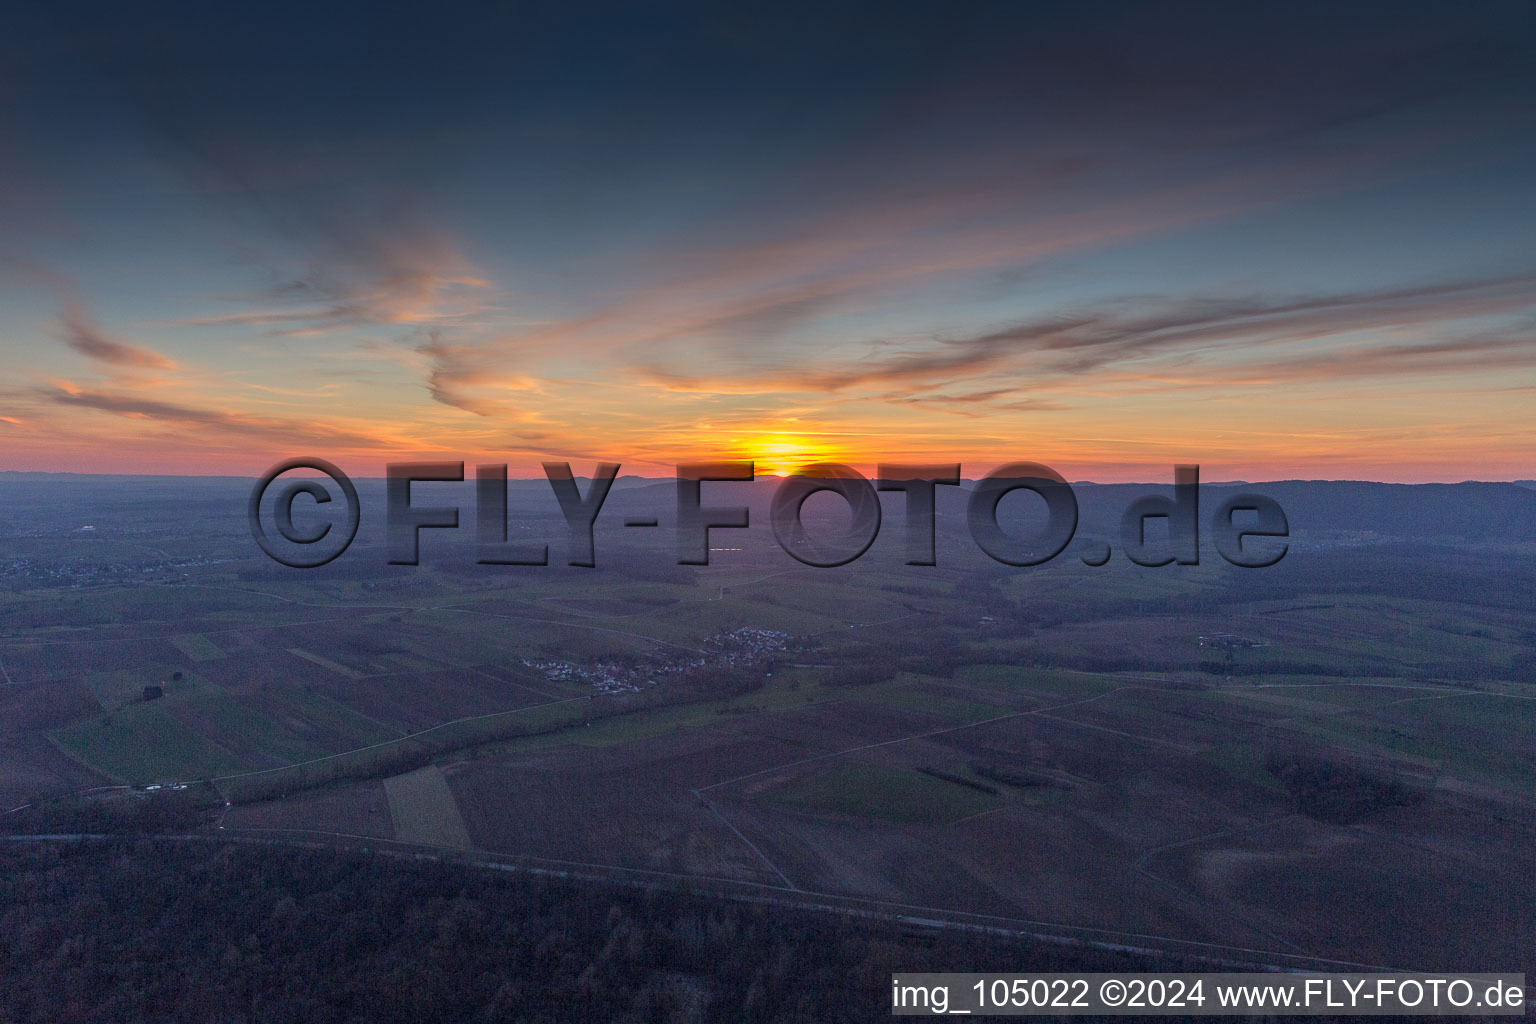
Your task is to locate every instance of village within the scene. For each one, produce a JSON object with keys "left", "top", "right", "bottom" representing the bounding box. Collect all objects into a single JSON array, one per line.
[{"left": 523, "top": 625, "right": 802, "bottom": 695}]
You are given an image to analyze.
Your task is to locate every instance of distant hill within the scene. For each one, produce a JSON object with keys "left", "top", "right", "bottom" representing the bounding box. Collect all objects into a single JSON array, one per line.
[
  {"left": 597, "top": 476, "right": 1536, "bottom": 545},
  {"left": 5, "top": 473, "right": 1533, "bottom": 545}
]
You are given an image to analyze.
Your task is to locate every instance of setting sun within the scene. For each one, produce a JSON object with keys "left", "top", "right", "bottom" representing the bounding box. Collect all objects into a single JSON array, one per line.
[{"left": 740, "top": 433, "right": 839, "bottom": 477}]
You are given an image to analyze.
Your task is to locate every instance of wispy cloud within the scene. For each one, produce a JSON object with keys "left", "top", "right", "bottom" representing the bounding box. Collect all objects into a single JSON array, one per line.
[
  {"left": 169, "top": 205, "right": 491, "bottom": 336},
  {"left": 633, "top": 274, "right": 1536, "bottom": 397},
  {"left": 57, "top": 300, "right": 176, "bottom": 370},
  {"left": 3, "top": 0, "right": 1533, "bottom": 478},
  {"left": 41, "top": 382, "right": 393, "bottom": 452},
  {"left": 414, "top": 333, "right": 546, "bottom": 417}
]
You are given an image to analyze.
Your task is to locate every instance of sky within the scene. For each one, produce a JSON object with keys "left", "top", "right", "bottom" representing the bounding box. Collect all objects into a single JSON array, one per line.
[{"left": 1, "top": 0, "right": 1533, "bottom": 480}]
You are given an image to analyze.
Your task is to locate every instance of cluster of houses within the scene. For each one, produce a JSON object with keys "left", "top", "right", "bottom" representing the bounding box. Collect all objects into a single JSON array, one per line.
[
  {"left": 701, "top": 626, "right": 794, "bottom": 659},
  {"left": 523, "top": 626, "right": 801, "bottom": 696},
  {"left": 1196, "top": 633, "right": 1266, "bottom": 649},
  {"left": 1, "top": 558, "right": 149, "bottom": 585},
  {"left": 3, "top": 552, "right": 223, "bottom": 587}
]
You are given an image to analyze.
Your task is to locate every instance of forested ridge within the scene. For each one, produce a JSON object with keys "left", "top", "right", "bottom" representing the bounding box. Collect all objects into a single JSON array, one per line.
[{"left": 0, "top": 839, "right": 1198, "bottom": 1023}]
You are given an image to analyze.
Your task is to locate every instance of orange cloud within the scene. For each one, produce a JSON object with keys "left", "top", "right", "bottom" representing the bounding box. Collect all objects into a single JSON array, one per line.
[{"left": 58, "top": 301, "right": 176, "bottom": 371}]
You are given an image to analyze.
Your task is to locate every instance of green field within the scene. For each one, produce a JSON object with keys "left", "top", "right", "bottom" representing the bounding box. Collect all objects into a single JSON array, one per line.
[
  {"left": 169, "top": 633, "right": 225, "bottom": 662},
  {"left": 286, "top": 647, "right": 364, "bottom": 679},
  {"left": 383, "top": 766, "right": 472, "bottom": 848},
  {"left": 81, "top": 666, "right": 196, "bottom": 708},
  {"left": 261, "top": 687, "right": 406, "bottom": 749},
  {"left": 51, "top": 703, "right": 249, "bottom": 784},
  {"left": 850, "top": 675, "right": 1009, "bottom": 723},
  {"left": 768, "top": 762, "right": 1003, "bottom": 825}
]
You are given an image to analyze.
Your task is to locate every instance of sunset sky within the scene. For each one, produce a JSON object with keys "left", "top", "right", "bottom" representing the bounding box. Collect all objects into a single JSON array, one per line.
[{"left": 1, "top": 0, "right": 1533, "bottom": 480}]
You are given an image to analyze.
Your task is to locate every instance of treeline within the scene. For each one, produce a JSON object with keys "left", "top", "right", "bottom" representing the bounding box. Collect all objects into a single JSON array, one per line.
[
  {"left": 818, "top": 653, "right": 960, "bottom": 686},
  {"left": 1, "top": 788, "right": 213, "bottom": 837},
  {"left": 1197, "top": 659, "right": 1388, "bottom": 677},
  {"left": 915, "top": 767, "right": 997, "bottom": 795},
  {"left": 1264, "top": 751, "right": 1426, "bottom": 824},
  {"left": 970, "top": 762, "right": 1058, "bottom": 790},
  {"left": 815, "top": 629, "right": 985, "bottom": 685},
  {"left": 219, "top": 700, "right": 588, "bottom": 805},
  {"left": 0, "top": 838, "right": 1212, "bottom": 1024},
  {"left": 1199, "top": 660, "right": 1505, "bottom": 683},
  {"left": 220, "top": 665, "right": 763, "bottom": 804},
  {"left": 781, "top": 641, "right": 1518, "bottom": 689},
  {"left": 589, "top": 663, "right": 765, "bottom": 718}
]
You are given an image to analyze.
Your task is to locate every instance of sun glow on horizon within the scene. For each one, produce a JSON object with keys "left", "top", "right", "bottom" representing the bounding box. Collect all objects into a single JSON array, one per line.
[{"left": 739, "top": 433, "right": 841, "bottom": 478}]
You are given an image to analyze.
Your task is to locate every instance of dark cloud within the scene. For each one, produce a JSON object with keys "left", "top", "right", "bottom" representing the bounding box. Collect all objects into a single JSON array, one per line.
[{"left": 636, "top": 274, "right": 1536, "bottom": 396}]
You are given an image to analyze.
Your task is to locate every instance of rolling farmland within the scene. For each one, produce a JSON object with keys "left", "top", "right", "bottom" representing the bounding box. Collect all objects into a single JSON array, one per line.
[{"left": 2, "top": 477, "right": 1534, "bottom": 972}]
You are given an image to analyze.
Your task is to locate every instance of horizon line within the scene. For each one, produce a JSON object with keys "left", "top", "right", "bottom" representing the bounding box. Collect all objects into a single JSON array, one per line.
[{"left": 3, "top": 469, "right": 1532, "bottom": 488}]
